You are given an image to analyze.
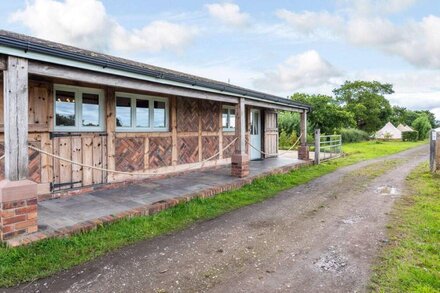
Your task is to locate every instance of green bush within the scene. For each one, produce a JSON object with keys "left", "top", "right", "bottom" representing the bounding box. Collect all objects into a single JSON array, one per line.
[
  {"left": 339, "top": 128, "right": 370, "bottom": 143},
  {"left": 401, "top": 131, "right": 418, "bottom": 141},
  {"left": 279, "top": 130, "right": 298, "bottom": 149},
  {"left": 411, "top": 115, "right": 432, "bottom": 139}
]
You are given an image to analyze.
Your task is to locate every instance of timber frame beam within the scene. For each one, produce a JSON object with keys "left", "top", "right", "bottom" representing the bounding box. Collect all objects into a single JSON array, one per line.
[
  {"left": 28, "top": 61, "right": 239, "bottom": 104},
  {"left": 0, "top": 55, "right": 6, "bottom": 71},
  {"left": 3, "top": 56, "right": 29, "bottom": 180}
]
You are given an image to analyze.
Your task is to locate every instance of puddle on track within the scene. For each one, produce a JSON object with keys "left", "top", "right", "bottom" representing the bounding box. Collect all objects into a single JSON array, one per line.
[{"left": 376, "top": 185, "right": 399, "bottom": 195}]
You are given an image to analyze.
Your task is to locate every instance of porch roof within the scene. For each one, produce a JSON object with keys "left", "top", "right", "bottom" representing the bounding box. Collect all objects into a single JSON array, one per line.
[{"left": 0, "top": 30, "right": 310, "bottom": 112}]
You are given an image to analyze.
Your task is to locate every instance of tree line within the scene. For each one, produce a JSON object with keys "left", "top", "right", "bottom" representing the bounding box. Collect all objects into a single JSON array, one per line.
[{"left": 279, "top": 80, "right": 438, "bottom": 146}]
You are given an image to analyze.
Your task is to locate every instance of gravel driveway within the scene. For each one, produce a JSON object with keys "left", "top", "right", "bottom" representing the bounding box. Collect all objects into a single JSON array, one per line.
[{"left": 8, "top": 144, "right": 428, "bottom": 293}]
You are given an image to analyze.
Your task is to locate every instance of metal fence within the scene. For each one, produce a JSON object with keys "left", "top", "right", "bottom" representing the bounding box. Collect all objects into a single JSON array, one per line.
[{"left": 314, "top": 129, "right": 342, "bottom": 164}]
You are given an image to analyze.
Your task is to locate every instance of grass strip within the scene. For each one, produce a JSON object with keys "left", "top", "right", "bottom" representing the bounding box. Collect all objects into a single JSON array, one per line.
[
  {"left": 0, "top": 140, "right": 426, "bottom": 287},
  {"left": 370, "top": 162, "right": 440, "bottom": 293}
]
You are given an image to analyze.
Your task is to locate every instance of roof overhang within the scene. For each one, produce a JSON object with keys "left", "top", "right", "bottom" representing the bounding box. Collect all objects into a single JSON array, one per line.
[{"left": 0, "top": 36, "right": 310, "bottom": 112}]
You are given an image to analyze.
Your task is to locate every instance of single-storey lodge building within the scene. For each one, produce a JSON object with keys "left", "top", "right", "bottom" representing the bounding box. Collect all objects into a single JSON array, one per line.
[{"left": 0, "top": 30, "right": 310, "bottom": 242}]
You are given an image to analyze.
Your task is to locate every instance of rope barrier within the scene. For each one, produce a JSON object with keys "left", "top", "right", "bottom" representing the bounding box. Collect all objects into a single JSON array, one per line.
[
  {"left": 27, "top": 137, "right": 238, "bottom": 177},
  {"left": 246, "top": 133, "right": 302, "bottom": 157},
  {"left": 0, "top": 154, "right": 4, "bottom": 161}
]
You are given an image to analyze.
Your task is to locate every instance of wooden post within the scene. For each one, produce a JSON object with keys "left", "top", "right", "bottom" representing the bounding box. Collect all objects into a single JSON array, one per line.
[
  {"left": 1, "top": 56, "right": 38, "bottom": 243},
  {"left": 106, "top": 87, "right": 116, "bottom": 182},
  {"left": 430, "top": 130, "right": 438, "bottom": 173},
  {"left": 3, "top": 56, "right": 29, "bottom": 180},
  {"left": 298, "top": 110, "right": 310, "bottom": 160},
  {"left": 231, "top": 98, "right": 249, "bottom": 177},
  {"left": 171, "top": 97, "right": 178, "bottom": 166},
  {"left": 314, "top": 129, "right": 320, "bottom": 165}
]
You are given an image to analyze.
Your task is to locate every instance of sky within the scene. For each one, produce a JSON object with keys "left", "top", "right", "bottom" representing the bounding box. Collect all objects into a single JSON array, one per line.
[{"left": 1, "top": 0, "right": 440, "bottom": 119}]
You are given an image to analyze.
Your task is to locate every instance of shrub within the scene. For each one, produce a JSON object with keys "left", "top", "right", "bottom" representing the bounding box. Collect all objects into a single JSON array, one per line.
[
  {"left": 339, "top": 128, "right": 370, "bottom": 143},
  {"left": 401, "top": 131, "right": 418, "bottom": 141},
  {"left": 411, "top": 115, "right": 432, "bottom": 139},
  {"left": 383, "top": 132, "right": 393, "bottom": 141},
  {"left": 279, "top": 130, "right": 298, "bottom": 149}
]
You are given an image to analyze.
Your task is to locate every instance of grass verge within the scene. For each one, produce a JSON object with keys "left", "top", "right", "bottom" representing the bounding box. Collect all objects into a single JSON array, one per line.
[
  {"left": 370, "top": 162, "right": 440, "bottom": 292},
  {"left": 0, "top": 140, "right": 426, "bottom": 287}
]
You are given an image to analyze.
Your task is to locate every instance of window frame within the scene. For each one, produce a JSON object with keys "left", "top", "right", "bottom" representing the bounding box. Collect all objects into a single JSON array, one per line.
[
  {"left": 53, "top": 84, "right": 105, "bottom": 132},
  {"left": 222, "top": 105, "right": 236, "bottom": 132},
  {"left": 115, "top": 92, "right": 169, "bottom": 132}
]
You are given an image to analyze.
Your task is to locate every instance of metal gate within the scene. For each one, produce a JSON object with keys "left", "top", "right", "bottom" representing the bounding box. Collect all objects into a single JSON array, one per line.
[{"left": 314, "top": 129, "right": 342, "bottom": 164}]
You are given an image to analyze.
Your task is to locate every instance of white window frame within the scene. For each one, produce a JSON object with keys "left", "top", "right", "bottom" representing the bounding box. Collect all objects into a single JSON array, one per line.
[
  {"left": 115, "top": 92, "right": 169, "bottom": 132},
  {"left": 222, "top": 105, "right": 236, "bottom": 132},
  {"left": 54, "top": 84, "right": 105, "bottom": 132}
]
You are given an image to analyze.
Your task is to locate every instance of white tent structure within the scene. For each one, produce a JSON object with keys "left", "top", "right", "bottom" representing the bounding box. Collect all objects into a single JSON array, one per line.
[
  {"left": 397, "top": 123, "right": 414, "bottom": 132},
  {"left": 376, "top": 122, "right": 402, "bottom": 139}
]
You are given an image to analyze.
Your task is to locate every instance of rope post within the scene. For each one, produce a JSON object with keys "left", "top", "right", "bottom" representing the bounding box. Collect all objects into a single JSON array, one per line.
[
  {"left": 430, "top": 130, "right": 439, "bottom": 173},
  {"left": 314, "top": 129, "right": 320, "bottom": 165}
]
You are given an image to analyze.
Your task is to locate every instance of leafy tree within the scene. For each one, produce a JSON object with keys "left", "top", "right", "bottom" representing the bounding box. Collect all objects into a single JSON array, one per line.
[
  {"left": 290, "top": 93, "right": 355, "bottom": 134},
  {"left": 278, "top": 111, "right": 300, "bottom": 136},
  {"left": 333, "top": 81, "right": 393, "bottom": 133},
  {"left": 411, "top": 115, "right": 432, "bottom": 139}
]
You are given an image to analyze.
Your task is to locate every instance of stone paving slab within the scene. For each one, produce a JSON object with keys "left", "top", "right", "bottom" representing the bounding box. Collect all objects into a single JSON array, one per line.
[{"left": 6, "top": 156, "right": 312, "bottom": 246}]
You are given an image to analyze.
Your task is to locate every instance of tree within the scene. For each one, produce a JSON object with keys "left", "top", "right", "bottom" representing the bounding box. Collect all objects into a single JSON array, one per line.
[
  {"left": 278, "top": 111, "right": 300, "bottom": 136},
  {"left": 290, "top": 93, "right": 355, "bottom": 134},
  {"left": 411, "top": 115, "right": 432, "bottom": 139},
  {"left": 333, "top": 81, "right": 393, "bottom": 133}
]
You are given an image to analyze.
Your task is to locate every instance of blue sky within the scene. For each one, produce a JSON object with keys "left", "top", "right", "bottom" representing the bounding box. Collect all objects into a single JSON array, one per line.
[{"left": 1, "top": 0, "right": 440, "bottom": 118}]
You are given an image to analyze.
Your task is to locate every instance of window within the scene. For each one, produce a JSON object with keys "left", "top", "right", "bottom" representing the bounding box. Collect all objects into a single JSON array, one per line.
[
  {"left": 115, "top": 92, "right": 169, "bottom": 131},
  {"left": 222, "top": 105, "right": 236, "bottom": 131},
  {"left": 54, "top": 85, "right": 104, "bottom": 131}
]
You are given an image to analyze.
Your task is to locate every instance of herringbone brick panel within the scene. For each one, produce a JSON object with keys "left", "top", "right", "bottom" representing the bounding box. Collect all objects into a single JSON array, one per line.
[
  {"left": 149, "top": 137, "right": 172, "bottom": 168},
  {"left": 176, "top": 97, "right": 199, "bottom": 132},
  {"left": 202, "top": 136, "right": 219, "bottom": 160},
  {"left": 115, "top": 138, "right": 144, "bottom": 171},
  {"left": 222, "top": 135, "right": 237, "bottom": 158},
  {"left": 200, "top": 101, "right": 220, "bottom": 132},
  {"left": 178, "top": 136, "right": 199, "bottom": 164}
]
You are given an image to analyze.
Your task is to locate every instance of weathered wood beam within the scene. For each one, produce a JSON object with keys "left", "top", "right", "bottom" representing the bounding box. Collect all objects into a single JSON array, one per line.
[
  {"left": 28, "top": 61, "right": 239, "bottom": 104},
  {"left": 300, "top": 111, "right": 307, "bottom": 146},
  {"left": 244, "top": 99, "right": 304, "bottom": 112},
  {"left": 3, "top": 56, "right": 29, "bottom": 180},
  {"left": 235, "top": 98, "right": 246, "bottom": 155},
  {"left": 0, "top": 55, "right": 6, "bottom": 71}
]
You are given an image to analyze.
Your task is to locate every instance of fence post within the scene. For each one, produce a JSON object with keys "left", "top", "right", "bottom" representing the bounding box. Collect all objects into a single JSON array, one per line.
[
  {"left": 314, "top": 129, "right": 320, "bottom": 165},
  {"left": 430, "top": 130, "right": 438, "bottom": 173}
]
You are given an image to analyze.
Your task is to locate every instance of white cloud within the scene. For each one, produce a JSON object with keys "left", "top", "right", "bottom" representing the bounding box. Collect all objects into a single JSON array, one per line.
[
  {"left": 339, "top": 0, "right": 418, "bottom": 15},
  {"left": 253, "top": 50, "right": 341, "bottom": 93},
  {"left": 10, "top": 0, "right": 197, "bottom": 53},
  {"left": 206, "top": 3, "right": 250, "bottom": 27},
  {"left": 276, "top": 9, "right": 344, "bottom": 35},
  {"left": 277, "top": 6, "right": 440, "bottom": 69}
]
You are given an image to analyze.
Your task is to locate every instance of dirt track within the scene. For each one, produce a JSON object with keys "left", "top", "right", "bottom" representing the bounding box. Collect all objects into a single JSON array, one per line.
[{"left": 8, "top": 145, "right": 428, "bottom": 293}]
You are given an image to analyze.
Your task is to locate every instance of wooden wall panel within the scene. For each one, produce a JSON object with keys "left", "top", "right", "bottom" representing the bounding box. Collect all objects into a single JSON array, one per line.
[
  {"left": 176, "top": 97, "right": 199, "bottom": 132},
  {"left": 222, "top": 135, "right": 237, "bottom": 158},
  {"left": 264, "top": 111, "right": 278, "bottom": 158},
  {"left": 202, "top": 136, "right": 219, "bottom": 160},
  {"left": 149, "top": 137, "right": 172, "bottom": 168},
  {"left": 28, "top": 81, "right": 51, "bottom": 131},
  {"left": 178, "top": 136, "right": 199, "bottom": 164},
  {"left": 200, "top": 100, "right": 220, "bottom": 132},
  {"left": 28, "top": 141, "right": 41, "bottom": 183},
  {"left": 115, "top": 137, "right": 144, "bottom": 172}
]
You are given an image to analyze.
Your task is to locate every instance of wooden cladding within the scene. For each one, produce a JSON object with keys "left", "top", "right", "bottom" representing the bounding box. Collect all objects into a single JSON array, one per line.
[
  {"left": 264, "top": 111, "right": 278, "bottom": 158},
  {"left": 52, "top": 134, "right": 107, "bottom": 190},
  {"left": 0, "top": 142, "right": 41, "bottom": 183}
]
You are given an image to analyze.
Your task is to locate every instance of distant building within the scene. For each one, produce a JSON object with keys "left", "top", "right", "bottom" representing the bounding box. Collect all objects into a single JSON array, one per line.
[{"left": 376, "top": 122, "right": 402, "bottom": 139}]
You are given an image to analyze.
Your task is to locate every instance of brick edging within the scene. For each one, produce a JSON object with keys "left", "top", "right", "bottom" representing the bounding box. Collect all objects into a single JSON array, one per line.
[{"left": 6, "top": 160, "right": 312, "bottom": 247}]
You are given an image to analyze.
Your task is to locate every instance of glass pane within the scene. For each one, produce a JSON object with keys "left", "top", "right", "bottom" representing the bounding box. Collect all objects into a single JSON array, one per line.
[
  {"left": 55, "top": 90, "right": 76, "bottom": 127},
  {"left": 136, "top": 99, "right": 149, "bottom": 128},
  {"left": 252, "top": 112, "right": 259, "bottom": 135},
  {"left": 116, "top": 97, "right": 132, "bottom": 127},
  {"left": 222, "top": 108, "right": 229, "bottom": 128},
  {"left": 229, "top": 109, "right": 235, "bottom": 129},
  {"left": 153, "top": 101, "right": 166, "bottom": 128},
  {"left": 82, "top": 93, "right": 100, "bottom": 127}
]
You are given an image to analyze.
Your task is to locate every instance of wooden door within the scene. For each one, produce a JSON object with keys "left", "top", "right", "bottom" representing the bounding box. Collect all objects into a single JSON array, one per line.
[
  {"left": 264, "top": 111, "right": 278, "bottom": 158},
  {"left": 52, "top": 133, "right": 107, "bottom": 191}
]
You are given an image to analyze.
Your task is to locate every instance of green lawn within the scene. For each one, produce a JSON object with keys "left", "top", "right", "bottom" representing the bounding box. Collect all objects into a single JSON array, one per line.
[
  {"left": 370, "top": 162, "right": 440, "bottom": 293},
  {"left": 0, "top": 140, "right": 426, "bottom": 287}
]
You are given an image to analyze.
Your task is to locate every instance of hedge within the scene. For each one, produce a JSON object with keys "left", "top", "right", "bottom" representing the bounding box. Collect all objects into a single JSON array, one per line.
[{"left": 402, "top": 130, "right": 419, "bottom": 141}]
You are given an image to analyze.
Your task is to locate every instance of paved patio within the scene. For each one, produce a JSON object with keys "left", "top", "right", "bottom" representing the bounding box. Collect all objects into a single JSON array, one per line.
[{"left": 8, "top": 156, "right": 312, "bottom": 246}]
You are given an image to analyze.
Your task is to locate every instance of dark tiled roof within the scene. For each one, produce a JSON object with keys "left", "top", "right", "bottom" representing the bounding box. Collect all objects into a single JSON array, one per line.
[{"left": 0, "top": 30, "right": 310, "bottom": 110}]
